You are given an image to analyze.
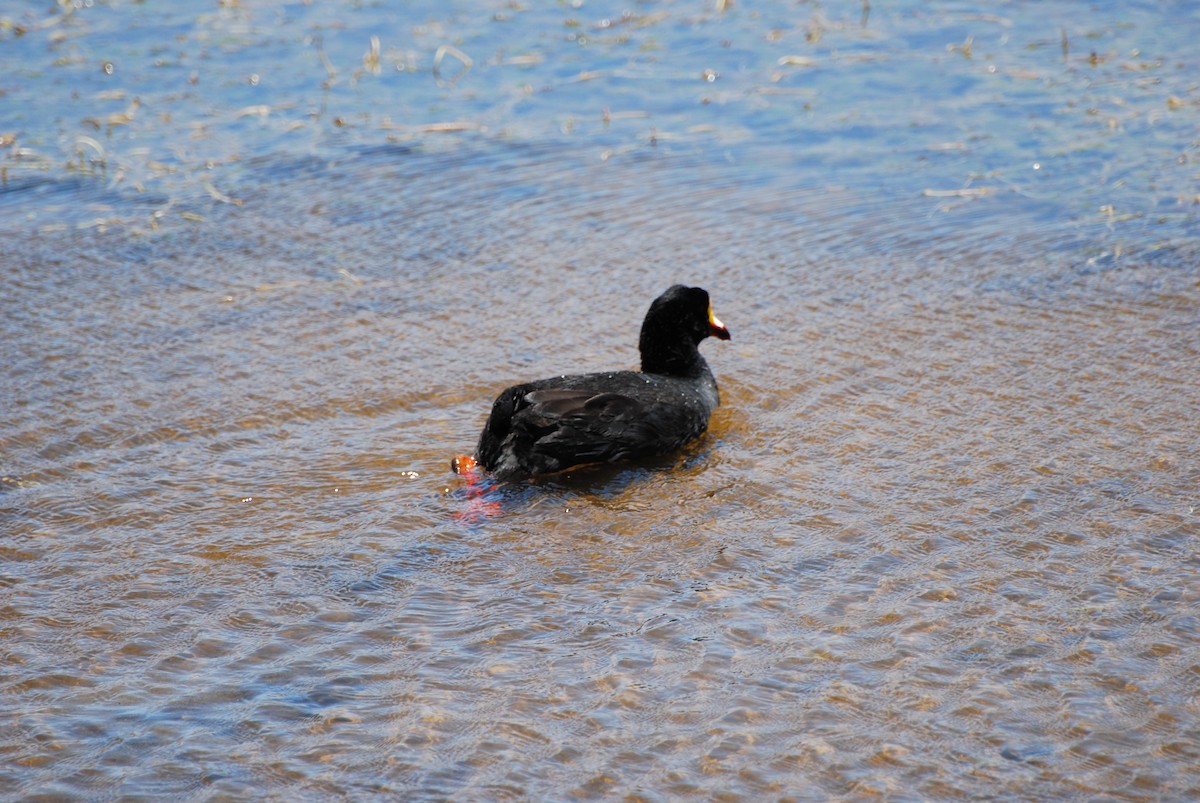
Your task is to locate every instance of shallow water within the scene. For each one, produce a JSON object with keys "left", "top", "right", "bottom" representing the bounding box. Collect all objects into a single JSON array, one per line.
[{"left": 3, "top": 1, "right": 1199, "bottom": 800}]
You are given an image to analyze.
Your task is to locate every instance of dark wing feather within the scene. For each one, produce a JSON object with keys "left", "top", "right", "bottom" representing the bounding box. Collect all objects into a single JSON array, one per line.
[
  {"left": 524, "top": 390, "right": 692, "bottom": 471},
  {"left": 476, "top": 374, "right": 715, "bottom": 478}
]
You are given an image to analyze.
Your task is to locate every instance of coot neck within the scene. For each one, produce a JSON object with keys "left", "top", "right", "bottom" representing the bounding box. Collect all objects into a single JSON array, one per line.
[{"left": 639, "top": 337, "right": 711, "bottom": 379}]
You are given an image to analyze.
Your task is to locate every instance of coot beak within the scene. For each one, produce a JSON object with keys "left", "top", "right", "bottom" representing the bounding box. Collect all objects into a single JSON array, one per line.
[{"left": 708, "top": 305, "right": 731, "bottom": 341}]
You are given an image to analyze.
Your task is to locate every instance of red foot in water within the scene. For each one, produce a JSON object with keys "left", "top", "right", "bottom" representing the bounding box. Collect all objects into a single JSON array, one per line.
[
  {"left": 451, "top": 454, "right": 479, "bottom": 475},
  {"left": 450, "top": 454, "right": 501, "bottom": 522}
]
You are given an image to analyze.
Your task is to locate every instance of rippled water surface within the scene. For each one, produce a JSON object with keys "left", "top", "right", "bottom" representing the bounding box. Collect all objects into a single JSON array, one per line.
[{"left": 3, "top": 1, "right": 1199, "bottom": 799}]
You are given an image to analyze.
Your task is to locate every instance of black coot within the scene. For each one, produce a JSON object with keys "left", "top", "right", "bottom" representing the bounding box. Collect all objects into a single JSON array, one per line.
[{"left": 458, "top": 285, "right": 731, "bottom": 479}]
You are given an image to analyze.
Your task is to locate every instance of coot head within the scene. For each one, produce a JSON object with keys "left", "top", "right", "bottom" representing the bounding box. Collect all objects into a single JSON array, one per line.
[{"left": 638, "top": 285, "right": 730, "bottom": 377}]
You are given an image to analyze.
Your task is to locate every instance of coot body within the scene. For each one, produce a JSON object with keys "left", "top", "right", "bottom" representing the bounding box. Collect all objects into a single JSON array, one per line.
[{"left": 467, "top": 285, "right": 730, "bottom": 479}]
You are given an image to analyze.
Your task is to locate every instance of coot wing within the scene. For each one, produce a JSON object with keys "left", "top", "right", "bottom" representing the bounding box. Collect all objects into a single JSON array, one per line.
[
  {"left": 479, "top": 384, "right": 699, "bottom": 476},
  {"left": 524, "top": 388, "right": 662, "bottom": 467}
]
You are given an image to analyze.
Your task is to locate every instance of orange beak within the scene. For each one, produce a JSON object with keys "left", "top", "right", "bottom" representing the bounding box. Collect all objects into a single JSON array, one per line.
[{"left": 708, "top": 304, "right": 731, "bottom": 340}]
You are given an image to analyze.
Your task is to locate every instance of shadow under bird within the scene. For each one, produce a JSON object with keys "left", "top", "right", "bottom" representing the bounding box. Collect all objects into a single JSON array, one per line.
[{"left": 453, "top": 285, "right": 731, "bottom": 480}]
